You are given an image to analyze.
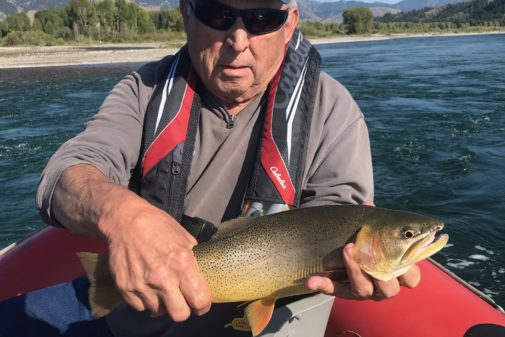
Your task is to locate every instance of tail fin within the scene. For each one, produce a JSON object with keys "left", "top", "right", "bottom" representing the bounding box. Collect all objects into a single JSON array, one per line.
[{"left": 76, "top": 252, "right": 123, "bottom": 317}]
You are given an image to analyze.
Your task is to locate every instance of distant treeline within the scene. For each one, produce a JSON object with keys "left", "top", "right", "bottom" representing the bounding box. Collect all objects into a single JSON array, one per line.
[
  {"left": 0, "top": 0, "right": 504, "bottom": 46},
  {"left": 378, "top": 0, "right": 505, "bottom": 27},
  {"left": 0, "top": 0, "right": 186, "bottom": 46}
]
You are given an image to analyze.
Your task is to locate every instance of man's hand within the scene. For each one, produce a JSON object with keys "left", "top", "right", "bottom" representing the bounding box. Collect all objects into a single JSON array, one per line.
[
  {"left": 306, "top": 243, "right": 421, "bottom": 300},
  {"left": 101, "top": 196, "right": 212, "bottom": 320},
  {"left": 52, "top": 164, "right": 212, "bottom": 320}
]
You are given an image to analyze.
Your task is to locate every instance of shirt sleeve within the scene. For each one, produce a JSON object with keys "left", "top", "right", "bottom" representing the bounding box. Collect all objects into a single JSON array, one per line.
[
  {"left": 301, "top": 72, "right": 374, "bottom": 207},
  {"left": 35, "top": 65, "right": 157, "bottom": 226}
]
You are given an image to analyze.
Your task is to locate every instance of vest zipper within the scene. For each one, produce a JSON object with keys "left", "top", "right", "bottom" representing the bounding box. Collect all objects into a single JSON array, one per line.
[
  {"left": 225, "top": 112, "right": 236, "bottom": 129},
  {"left": 171, "top": 161, "right": 181, "bottom": 175}
]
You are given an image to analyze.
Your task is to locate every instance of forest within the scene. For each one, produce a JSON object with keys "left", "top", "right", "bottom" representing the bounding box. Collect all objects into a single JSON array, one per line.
[{"left": 0, "top": 0, "right": 503, "bottom": 46}]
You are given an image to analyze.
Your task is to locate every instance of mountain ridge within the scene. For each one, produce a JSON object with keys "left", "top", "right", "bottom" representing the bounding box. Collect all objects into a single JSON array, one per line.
[{"left": 0, "top": 0, "right": 470, "bottom": 22}]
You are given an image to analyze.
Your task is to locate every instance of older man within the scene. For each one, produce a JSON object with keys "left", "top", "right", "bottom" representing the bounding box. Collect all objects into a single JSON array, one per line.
[{"left": 34, "top": 0, "right": 421, "bottom": 336}]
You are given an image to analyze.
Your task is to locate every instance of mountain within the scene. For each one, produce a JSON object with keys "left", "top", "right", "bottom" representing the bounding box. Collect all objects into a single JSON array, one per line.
[
  {"left": 303, "top": 0, "right": 401, "bottom": 21},
  {"left": 0, "top": 0, "right": 471, "bottom": 22},
  {"left": 1, "top": 0, "right": 67, "bottom": 14},
  {"left": 379, "top": 0, "right": 505, "bottom": 24},
  {"left": 0, "top": 0, "right": 17, "bottom": 19},
  {"left": 394, "top": 0, "right": 469, "bottom": 11}
]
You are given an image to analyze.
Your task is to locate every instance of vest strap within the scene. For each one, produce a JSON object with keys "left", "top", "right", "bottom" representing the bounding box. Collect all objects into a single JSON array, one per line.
[
  {"left": 136, "top": 30, "right": 321, "bottom": 230},
  {"left": 245, "top": 30, "right": 321, "bottom": 208}
]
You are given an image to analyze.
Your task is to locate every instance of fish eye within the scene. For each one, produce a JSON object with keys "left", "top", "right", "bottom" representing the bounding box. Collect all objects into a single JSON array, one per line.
[{"left": 402, "top": 228, "right": 416, "bottom": 239}]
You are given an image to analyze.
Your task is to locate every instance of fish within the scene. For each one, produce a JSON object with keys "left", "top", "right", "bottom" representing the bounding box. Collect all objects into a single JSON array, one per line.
[{"left": 77, "top": 204, "right": 449, "bottom": 336}]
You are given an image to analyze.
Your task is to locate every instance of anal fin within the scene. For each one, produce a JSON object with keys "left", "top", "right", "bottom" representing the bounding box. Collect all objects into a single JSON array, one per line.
[{"left": 244, "top": 298, "right": 276, "bottom": 337}]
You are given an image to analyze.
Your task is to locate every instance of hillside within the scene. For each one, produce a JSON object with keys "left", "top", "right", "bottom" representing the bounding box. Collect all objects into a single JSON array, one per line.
[
  {"left": 393, "top": 0, "right": 470, "bottom": 11},
  {"left": 379, "top": 0, "right": 505, "bottom": 25},
  {"left": 0, "top": 0, "right": 470, "bottom": 22}
]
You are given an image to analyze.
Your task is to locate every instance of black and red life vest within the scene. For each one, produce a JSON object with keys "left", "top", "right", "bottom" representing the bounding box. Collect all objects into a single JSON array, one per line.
[{"left": 134, "top": 30, "right": 321, "bottom": 235}]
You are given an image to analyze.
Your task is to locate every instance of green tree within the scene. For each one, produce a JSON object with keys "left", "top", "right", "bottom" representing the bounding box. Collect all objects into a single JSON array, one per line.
[
  {"left": 34, "top": 9, "right": 65, "bottom": 36},
  {"left": 151, "top": 8, "right": 184, "bottom": 31},
  {"left": 114, "top": 0, "right": 133, "bottom": 36},
  {"left": 343, "top": 7, "right": 374, "bottom": 34},
  {"left": 96, "top": 0, "right": 116, "bottom": 39},
  {"left": 0, "top": 20, "right": 8, "bottom": 38},
  {"left": 137, "top": 9, "right": 155, "bottom": 34},
  {"left": 5, "top": 12, "right": 31, "bottom": 33},
  {"left": 67, "top": 0, "right": 97, "bottom": 39}
]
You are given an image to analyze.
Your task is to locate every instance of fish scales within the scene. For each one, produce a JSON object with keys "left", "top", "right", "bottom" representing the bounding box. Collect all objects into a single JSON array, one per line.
[{"left": 194, "top": 206, "right": 367, "bottom": 302}]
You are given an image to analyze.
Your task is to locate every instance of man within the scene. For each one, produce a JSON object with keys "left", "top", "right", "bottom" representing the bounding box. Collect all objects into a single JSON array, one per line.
[{"left": 35, "top": 0, "right": 421, "bottom": 335}]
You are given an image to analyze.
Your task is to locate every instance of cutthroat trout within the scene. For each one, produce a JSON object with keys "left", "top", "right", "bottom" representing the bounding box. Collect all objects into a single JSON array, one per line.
[{"left": 78, "top": 205, "right": 448, "bottom": 336}]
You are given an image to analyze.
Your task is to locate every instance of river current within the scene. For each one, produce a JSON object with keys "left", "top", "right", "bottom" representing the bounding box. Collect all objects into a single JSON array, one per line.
[{"left": 1, "top": 34, "right": 504, "bottom": 307}]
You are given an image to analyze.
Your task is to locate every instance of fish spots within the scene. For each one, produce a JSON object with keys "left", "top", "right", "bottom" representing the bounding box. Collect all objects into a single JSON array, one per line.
[{"left": 194, "top": 205, "right": 446, "bottom": 300}]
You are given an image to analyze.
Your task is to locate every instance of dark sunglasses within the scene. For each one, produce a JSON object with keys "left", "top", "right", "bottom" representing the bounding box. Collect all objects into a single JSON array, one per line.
[{"left": 189, "top": 0, "right": 289, "bottom": 35}]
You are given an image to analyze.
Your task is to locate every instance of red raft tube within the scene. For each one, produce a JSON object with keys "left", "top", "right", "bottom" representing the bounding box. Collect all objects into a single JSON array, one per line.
[{"left": 1, "top": 226, "right": 504, "bottom": 337}]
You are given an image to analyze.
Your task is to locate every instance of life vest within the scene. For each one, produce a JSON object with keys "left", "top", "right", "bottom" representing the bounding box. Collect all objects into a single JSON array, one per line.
[{"left": 134, "top": 30, "right": 321, "bottom": 238}]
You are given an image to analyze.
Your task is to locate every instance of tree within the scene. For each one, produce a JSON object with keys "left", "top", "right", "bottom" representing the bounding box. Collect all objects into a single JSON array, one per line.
[
  {"left": 137, "top": 9, "right": 155, "bottom": 34},
  {"left": 0, "top": 21, "right": 8, "bottom": 38},
  {"left": 343, "top": 7, "right": 374, "bottom": 34},
  {"left": 67, "top": 0, "right": 97, "bottom": 39},
  {"left": 4, "top": 12, "right": 31, "bottom": 33},
  {"left": 34, "top": 9, "right": 65, "bottom": 36},
  {"left": 151, "top": 8, "right": 184, "bottom": 31},
  {"left": 96, "top": 0, "right": 116, "bottom": 39}
]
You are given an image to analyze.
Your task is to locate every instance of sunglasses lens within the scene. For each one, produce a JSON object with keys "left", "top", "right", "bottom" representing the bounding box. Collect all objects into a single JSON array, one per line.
[
  {"left": 193, "top": 2, "right": 236, "bottom": 30},
  {"left": 242, "top": 10, "right": 288, "bottom": 35},
  {"left": 192, "top": 1, "right": 288, "bottom": 35}
]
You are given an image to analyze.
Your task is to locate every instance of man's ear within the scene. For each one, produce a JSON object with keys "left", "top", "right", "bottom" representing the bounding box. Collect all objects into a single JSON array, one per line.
[
  {"left": 284, "top": 8, "right": 299, "bottom": 45},
  {"left": 180, "top": 0, "right": 190, "bottom": 32}
]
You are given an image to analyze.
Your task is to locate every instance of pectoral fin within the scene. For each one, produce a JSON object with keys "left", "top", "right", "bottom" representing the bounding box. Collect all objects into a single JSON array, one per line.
[
  {"left": 76, "top": 252, "right": 123, "bottom": 317},
  {"left": 310, "top": 268, "right": 348, "bottom": 282},
  {"left": 244, "top": 298, "right": 276, "bottom": 336}
]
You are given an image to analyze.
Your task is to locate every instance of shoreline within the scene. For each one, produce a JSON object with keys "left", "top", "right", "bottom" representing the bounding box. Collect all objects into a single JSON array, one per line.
[{"left": 1, "top": 31, "right": 503, "bottom": 69}]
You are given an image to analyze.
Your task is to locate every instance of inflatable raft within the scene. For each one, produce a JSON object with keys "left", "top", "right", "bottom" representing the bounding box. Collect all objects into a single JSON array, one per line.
[{"left": 1, "top": 226, "right": 504, "bottom": 337}]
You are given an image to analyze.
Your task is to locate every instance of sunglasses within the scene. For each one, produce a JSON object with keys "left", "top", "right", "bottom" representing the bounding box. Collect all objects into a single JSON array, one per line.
[{"left": 189, "top": 0, "right": 289, "bottom": 35}]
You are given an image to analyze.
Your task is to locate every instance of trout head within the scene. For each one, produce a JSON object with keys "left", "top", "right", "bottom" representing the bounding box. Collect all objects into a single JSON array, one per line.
[{"left": 352, "top": 209, "right": 449, "bottom": 281}]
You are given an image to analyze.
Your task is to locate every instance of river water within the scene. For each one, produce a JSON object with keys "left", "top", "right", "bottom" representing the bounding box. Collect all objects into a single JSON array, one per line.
[{"left": 1, "top": 34, "right": 504, "bottom": 307}]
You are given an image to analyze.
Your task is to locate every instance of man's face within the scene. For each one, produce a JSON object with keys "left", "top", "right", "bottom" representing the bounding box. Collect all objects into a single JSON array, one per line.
[{"left": 181, "top": 0, "right": 299, "bottom": 110}]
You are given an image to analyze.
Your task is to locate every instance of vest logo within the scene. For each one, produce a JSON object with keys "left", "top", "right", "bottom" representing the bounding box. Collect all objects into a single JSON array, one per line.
[{"left": 270, "top": 167, "right": 287, "bottom": 189}]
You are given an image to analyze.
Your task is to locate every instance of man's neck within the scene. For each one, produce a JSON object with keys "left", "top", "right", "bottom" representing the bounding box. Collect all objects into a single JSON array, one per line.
[{"left": 211, "top": 91, "right": 266, "bottom": 115}]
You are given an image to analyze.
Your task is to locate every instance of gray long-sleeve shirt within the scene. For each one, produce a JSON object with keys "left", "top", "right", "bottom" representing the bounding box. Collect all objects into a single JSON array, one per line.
[{"left": 36, "top": 55, "right": 374, "bottom": 227}]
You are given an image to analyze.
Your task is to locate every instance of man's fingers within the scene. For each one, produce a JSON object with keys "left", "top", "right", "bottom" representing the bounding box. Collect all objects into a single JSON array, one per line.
[
  {"left": 159, "top": 285, "right": 192, "bottom": 322},
  {"left": 120, "top": 290, "right": 146, "bottom": 312},
  {"left": 373, "top": 264, "right": 421, "bottom": 300},
  {"left": 306, "top": 275, "right": 335, "bottom": 294},
  {"left": 399, "top": 264, "right": 421, "bottom": 288},
  {"left": 343, "top": 243, "right": 374, "bottom": 298},
  {"left": 178, "top": 260, "right": 212, "bottom": 316},
  {"left": 181, "top": 283, "right": 212, "bottom": 316},
  {"left": 372, "top": 278, "right": 400, "bottom": 300},
  {"left": 136, "top": 289, "right": 163, "bottom": 314},
  {"left": 306, "top": 276, "right": 359, "bottom": 300},
  {"left": 308, "top": 246, "right": 422, "bottom": 302}
]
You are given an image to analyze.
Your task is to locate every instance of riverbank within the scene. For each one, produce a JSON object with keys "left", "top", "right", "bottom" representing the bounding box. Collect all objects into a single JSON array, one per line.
[
  {"left": 0, "top": 42, "right": 179, "bottom": 69},
  {"left": 1, "top": 31, "right": 503, "bottom": 69}
]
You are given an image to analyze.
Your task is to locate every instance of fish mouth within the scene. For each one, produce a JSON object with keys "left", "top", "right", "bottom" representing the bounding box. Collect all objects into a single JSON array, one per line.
[{"left": 401, "top": 225, "right": 449, "bottom": 265}]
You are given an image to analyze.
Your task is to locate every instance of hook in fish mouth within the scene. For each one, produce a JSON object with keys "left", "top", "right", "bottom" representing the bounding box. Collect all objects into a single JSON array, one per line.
[{"left": 401, "top": 224, "right": 449, "bottom": 265}]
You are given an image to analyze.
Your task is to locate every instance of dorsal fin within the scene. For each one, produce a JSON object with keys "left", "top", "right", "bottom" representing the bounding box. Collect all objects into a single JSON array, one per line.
[{"left": 212, "top": 216, "right": 257, "bottom": 241}]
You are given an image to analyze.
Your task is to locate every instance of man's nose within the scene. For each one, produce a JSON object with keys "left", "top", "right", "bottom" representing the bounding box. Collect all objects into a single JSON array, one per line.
[{"left": 225, "top": 18, "right": 250, "bottom": 52}]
